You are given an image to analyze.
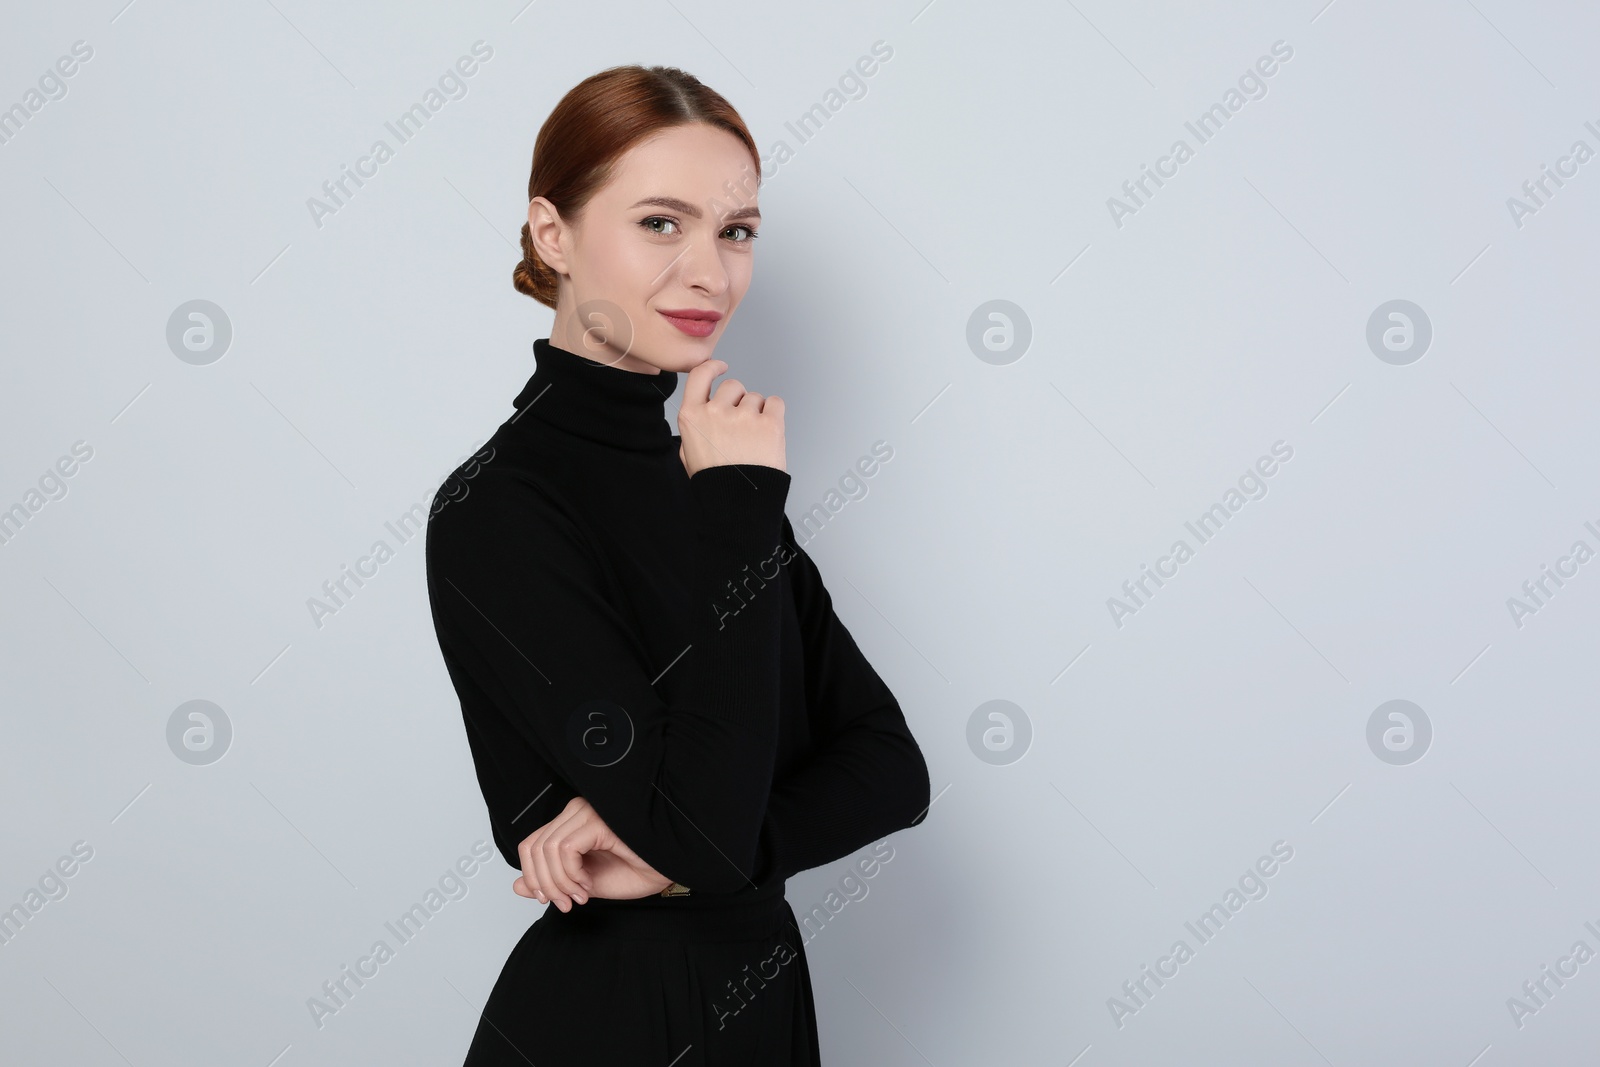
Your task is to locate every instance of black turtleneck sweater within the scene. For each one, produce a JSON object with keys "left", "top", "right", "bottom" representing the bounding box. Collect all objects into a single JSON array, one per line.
[{"left": 424, "top": 338, "right": 930, "bottom": 903}]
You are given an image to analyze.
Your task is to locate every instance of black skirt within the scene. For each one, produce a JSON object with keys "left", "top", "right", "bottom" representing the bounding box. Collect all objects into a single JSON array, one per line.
[{"left": 462, "top": 881, "right": 821, "bottom": 1065}]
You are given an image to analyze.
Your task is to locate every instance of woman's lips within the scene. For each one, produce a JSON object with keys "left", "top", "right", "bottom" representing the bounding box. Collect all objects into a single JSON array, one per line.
[{"left": 658, "top": 309, "right": 720, "bottom": 338}]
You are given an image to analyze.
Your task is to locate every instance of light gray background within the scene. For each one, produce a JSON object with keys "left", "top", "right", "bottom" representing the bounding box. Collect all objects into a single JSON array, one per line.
[{"left": 3, "top": 0, "right": 1597, "bottom": 1063}]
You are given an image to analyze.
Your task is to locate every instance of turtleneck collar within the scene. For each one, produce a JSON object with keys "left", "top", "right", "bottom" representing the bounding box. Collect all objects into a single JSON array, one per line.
[{"left": 511, "top": 337, "right": 680, "bottom": 453}]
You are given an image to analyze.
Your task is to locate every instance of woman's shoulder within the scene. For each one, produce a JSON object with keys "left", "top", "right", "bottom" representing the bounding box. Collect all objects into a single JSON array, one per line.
[{"left": 426, "top": 437, "right": 589, "bottom": 551}]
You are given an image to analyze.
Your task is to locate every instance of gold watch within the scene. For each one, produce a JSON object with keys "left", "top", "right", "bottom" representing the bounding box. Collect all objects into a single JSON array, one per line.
[{"left": 659, "top": 881, "right": 691, "bottom": 897}]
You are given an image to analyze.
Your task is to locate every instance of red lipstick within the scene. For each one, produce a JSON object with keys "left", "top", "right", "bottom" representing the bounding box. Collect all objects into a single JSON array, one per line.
[{"left": 658, "top": 308, "right": 722, "bottom": 338}]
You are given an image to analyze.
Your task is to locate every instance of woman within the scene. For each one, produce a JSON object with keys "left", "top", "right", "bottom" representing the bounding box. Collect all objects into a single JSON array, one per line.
[{"left": 424, "top": 64, "right": 931, "bottom": 1065}]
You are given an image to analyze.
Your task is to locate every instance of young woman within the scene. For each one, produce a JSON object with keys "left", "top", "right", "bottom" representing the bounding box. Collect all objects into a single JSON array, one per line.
[{"left": 425, "top": 64, "right": 930, "bottom": 1065}]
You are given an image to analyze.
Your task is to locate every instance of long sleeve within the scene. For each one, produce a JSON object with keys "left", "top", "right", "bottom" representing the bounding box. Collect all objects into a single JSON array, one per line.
[
  {"left": 425, "top": 462, "right": 792, "bottom": 894},
  {"left": 751, "top": 516, "right": 932, "bottom": 884}
]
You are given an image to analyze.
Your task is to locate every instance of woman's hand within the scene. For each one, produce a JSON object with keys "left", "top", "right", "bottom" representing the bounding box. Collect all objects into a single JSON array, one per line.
[
  {"left": 677, "top": 358, "right": 786, "bottom": 477},
  {"left": 512, "top": 795, "right": 674, "bottom": 911}
]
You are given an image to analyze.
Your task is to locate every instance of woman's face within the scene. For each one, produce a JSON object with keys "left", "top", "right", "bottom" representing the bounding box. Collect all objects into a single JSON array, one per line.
[{"left": 530, "top": 122, "right": 761, "bottom": 374}]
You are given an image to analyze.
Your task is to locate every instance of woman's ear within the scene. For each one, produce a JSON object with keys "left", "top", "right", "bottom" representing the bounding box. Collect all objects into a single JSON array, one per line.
[{"left": 528, "top": 196, "right": 570, "bottom": 275}]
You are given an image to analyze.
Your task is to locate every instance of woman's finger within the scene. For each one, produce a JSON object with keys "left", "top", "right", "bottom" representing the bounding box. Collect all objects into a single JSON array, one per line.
[
  {"left": 517, "top": 827, "right": 547, "bottom": 904},
  {"left": 541, "top": 812, "right": 602, "bottom": 909},
  {"left": 680, "top": 358, "right": 726, "bottom": 407},
  {"left": 516, "top": 796, "right": 583, "bottom": 906},
  {"left": 529, "top": 847, "right": 565, "bottom": 911},
  {"left": 527, "top": 817, "right": 573, "bottom": 911},
  {"left": 514, "top": 796, "right": 604, "bottom": 909},
  {"left": 553, "top": 828, "right": 594, "bottom": 900},
  {"left": 711, "top": 377, "right": 747, "bottom": 408},
  {"left": 529, "top": 799, "right": 595, "bottom": 911}
]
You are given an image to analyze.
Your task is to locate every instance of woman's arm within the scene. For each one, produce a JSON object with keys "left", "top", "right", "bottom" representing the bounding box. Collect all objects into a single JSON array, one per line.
[
  {"left": 751, "top": 516, "right": 932, "bottom": 884},
  {"left": 426, "top": 463, "right": 792, "bottom": 895}
]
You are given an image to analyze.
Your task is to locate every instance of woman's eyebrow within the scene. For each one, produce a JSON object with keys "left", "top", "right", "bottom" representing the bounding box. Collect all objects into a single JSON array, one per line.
[{"left": 629, "top": 195, "right": 762, "bottom": 223}]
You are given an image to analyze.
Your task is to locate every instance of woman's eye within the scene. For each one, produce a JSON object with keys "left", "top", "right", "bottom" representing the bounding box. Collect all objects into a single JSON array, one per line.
[{"left": 639, "top": 216, "right": 758, "bottom": 243}]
